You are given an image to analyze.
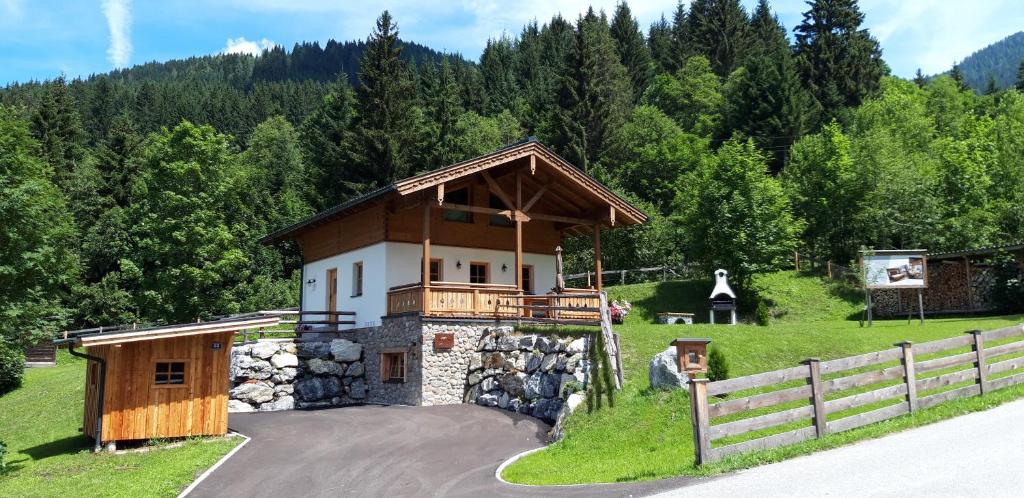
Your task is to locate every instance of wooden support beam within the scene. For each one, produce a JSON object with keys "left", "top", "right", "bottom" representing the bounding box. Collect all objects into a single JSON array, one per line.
[
  {"left": 440, "top": 202, "right": 504, "bottom": 216},
  {"left": 610, "top": 206, "right": 616, "bottom": 226},
  {"left": 529, "top": 154, "right": 536, "bottom": 175},
  {"left": 964, "top": 257, "right": 974, "bottom": 311},
  {"left": 530, "top": 212, "right": 599, "bottom": 226},
  {"left": 594, "top": 224, "right": 603, "bottom": 291},
  {"left": 422, "top": 203, "right": 431, "bottom": 290},
  {"left": 523, "top": 184, "right": 549, "bottom": 212},
  {"left": 436, "top": 184, "right": 444, "bottom": 206},
  {"left": 481, "top": 170, "right": 514, "bottom": 210},
  {"left": 516, "top": 171, "right": 523, "bottom": 292}
]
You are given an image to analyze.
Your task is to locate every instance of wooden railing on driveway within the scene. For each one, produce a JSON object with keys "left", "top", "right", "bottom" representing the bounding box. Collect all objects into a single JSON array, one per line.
[{"left": 689, "top": 324, "right": 1024, "bottom": 464}]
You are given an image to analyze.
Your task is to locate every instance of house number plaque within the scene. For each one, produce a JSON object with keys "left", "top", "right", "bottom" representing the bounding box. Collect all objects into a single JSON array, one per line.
[{"left": 433, "top": 333, "right": 455, "bottom": 350}]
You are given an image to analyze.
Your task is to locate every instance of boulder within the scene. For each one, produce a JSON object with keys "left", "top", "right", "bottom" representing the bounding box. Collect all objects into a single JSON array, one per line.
[
  {"left": 476, "top": 393, "right": 500, "bottom": 407},
  {"left": 524, "top": 372, "right": 544, "bottom": 399},
  {"left": 566, "top": 337, "right": 587, "bottom": 354},
  {"left": 540, "top": 373, "right": 560, "bottom": 398},
  {"left": 345, "top": 361, "right": 365, "bottom": 377},
  {"left": 498, "top": 392, "right": 511, "bottom": 409},
  {"left": 271, "top": 367, "right": 298, "bottom": 383},
  {"left": 274, "top": 384, "right": 294, "bottom": 395},
  {"left": 649, "top": 346, "right": 689, "bottom": 390},
  {"left": 517, "top": 335, "right": 537, "bottom": 350},
  {"left": 322, "top": 376, "right": 343, "bottom": 397},
  {"left": 306, "top": 358, "right": 345, "bottom": 376},
  {"left": 468, "top": 353, "right": 484, "bottom": 371},
  {"left": 230, "top": 355, "right": 254, "bottom": 381},
  {"left": 511, "top": 352, "right": 527, "bottom": 371},
  {"left": 551, "top": 393, "right": 585, "bottom": 440},
  {"left": 280, "top": 342, "right": 298, "bottom": 354},
  {"left": 245, "top": 359, "right": 274, "bottom": 380},
  {"left": 227, "top": 399, "right": 255, "bottom": 413},
  {"left": 507, "top": 398, "right": 524, "bottom": 413},
  {"left": 483, "top": 352, "right": 506, "bottom": 370},
  {"left": 296, "top": 342, "right": 331, "bottom": 359},
  {"left": 330, "top": 339, "right": 363, "bottom": 362},
  {"left": 525, "top": 353, "right": 543, "bottom": 373},
  {"left": 480, "top": 376, "right": 498, "bottom": 392},
  {"left": 496, "top": 335, "right": 518, "bottom": 352},
  {"left": 294, "top": 377, "right": 326, "bottom": 401},
  {"left": 558, "top": 373, "right": 578, "bottom": 398},
  {"left": 535, "top": 336, "right": 556, "bottom": 354},
  {"left": 540, "top": 353, "right": 558, "bottom": 372},
  {"left": 230, "top": 383, "right": 274, "bottom": 404},
  {"left": 467, "top": 371, "right": 482, "bottom": 386},
  {"left": 564, "top": 354, "right": 581, "bottom": 373},
  {"left": 249, "top": 341, "right": 279, "bottom": 360},
  {"left": 532, "top": 398, "right": 563, "bottom": 422},
  {"left": 259, "top": 396, "right": 295, "bottom": 412},
  {"left": 499, "top": 372, "right": 527, "bottom": 398},
  {"left": 270, "top": 352, "right": 299, "bottom": 369},
  {"left": 478, "top": 333, "right": 497, "bottom": 352},
  {"left": 349, "top": 379, "right": 367, "bottom": 399}
]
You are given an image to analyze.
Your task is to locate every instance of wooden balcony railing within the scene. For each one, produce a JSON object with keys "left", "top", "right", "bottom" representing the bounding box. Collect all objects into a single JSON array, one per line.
[{"left": 386, "top": 283, "right": 601, "bottom": 322}]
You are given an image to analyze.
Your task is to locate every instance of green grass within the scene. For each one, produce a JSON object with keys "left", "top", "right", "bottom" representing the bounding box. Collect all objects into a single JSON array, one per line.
[
  {"left": 501, "top": 276, "right": 1024, "bottom": 485},
  {"left": 751, "top": 270, "right": 864, "bottom": 322},
  {"left": 0, "top": 352, "right": 240, "bottom": 497}
]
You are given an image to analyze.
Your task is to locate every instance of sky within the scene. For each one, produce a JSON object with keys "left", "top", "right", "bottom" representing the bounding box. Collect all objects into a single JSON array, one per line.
[{"left": 1, "top": 0, "right": 1022, "bottom": 85}]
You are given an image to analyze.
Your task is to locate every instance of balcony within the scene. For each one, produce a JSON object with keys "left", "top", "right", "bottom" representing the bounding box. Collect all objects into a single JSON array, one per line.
[{"left": 386, "top": 282, "right": 602, "bottom": 324}]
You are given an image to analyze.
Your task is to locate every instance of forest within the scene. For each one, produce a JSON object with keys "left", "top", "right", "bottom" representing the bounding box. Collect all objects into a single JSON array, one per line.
[{"left": 3, "top": 0, "right": 1024, "bottom": 384}]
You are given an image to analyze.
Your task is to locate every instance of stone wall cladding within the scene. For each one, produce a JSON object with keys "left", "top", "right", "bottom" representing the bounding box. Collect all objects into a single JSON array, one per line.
[
  {"left": 355, "top": 314, "right": 423, "bottom": 406},
  {"left": 421, "top": 322, "right": 489, "bottom": 406},
  {"left": 228, "top": 338, "right": 367, "bottom": 412}
]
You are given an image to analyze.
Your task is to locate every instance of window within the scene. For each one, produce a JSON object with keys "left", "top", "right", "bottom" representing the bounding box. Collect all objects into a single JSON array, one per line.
[
  {"left": 442, "top": 187, "right": 472, "bottom": 223},
  {"left": 154, "top": 361, "right": 186, "bottom": 386},
  {"left": 489, "top": 193, "right": 513, "bottom": 227},
  {"left": 352, "top": 261, "right": 363, "bottom": 297},
  {"left": 470, "top": 262, "right": 489, "bottom": 284},
  {"left": 522, "top": 265, "right": 534, "bottom": 294},
  {"left": 380, "top": 351, "right": 406, "bottom": 383},
  {"left": 420, "top": 258, "right": 443, "bottom": 283}
]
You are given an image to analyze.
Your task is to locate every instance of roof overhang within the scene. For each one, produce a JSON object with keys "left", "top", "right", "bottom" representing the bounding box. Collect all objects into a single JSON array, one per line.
[{"left": 60, "top": 316, "right": 280, "bottom": 347}]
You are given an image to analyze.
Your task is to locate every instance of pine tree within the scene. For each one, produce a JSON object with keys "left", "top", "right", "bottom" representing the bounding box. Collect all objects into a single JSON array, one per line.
[
  {"left": 914, "top": 68, "right": 927, "bottom": 87},
  {"left": 354, "top": 11, "right": 422, "bottom": 184},
  {"left": 687, "top": 0, "right": 751, "bottom": 77},
  {"left": 30, "top": 76, "right": 86, "bottom": 187},
  {"left": 794, "top": 0, "right": 885, "bottom": 123},
  {"left": 950, "top": 63, "right": 968, "bottom": 91},
  {"left": 648, "top": 15, "right": 676, "bottom": 74},
  {"left": 670, "top": 2, "right": 692, "bottom": 72},
  {"left": 480, "top": 36, "right": 522, "bottom": 115},
  {"left": 424, "top": 59, "right": 465, "bottom": 167},
  {"left": 1017, "top": 60, "right": 1024, "bottom": 92},
  {"left": 547, "top": 9, "right": 633, "bottom": 171},
  {"left": 301, "top": 76, "right": 360, "bottom": 206},
  {"left": 985, "top": 74, "right": 999, "bottom": 95},
  {"left": 610, "top": 2, "right": 654, "bottom": 100}
]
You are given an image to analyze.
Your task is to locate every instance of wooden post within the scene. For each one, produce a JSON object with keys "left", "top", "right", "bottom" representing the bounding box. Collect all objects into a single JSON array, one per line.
[
  {"left": 795, "top": 251, "right": 800, "bottom": 271},
  {"left": 515, "top": 172, "right": 523, "bottom": 293},
  {"left": 621, "top": 269, "right": 626, "bottom": 285},
  {"left": 899, "top": 341, "right": 919, "bottom": 412},
  {"left": 688, "top": 378, "right": 712, "bottom": 465},
  {"left": 866, "top": 290, "right": 873, "bottom": 327},
  {"left": 964, "top": 257, "right": 974, "bottom": 311},
  {"left": 806, "top": 358, "right": 827, "bottom": 438},
  {"left": 968, "top": 330, "right": 988, "bottom": 394},
  {"left": 613, "top": 333, "right": 624, "bottom": 388},
  {"left": 917, "top": 289, "right": 925, "bottom": 325},
  {"left": 422, "top": 203, "right": 431, "bottom": 315},
  {"left": 593, "top": 224, "right": 603, "bottom": 291},
  {"left": 827, "top": 261, "right": 833, "bottom": 279}
]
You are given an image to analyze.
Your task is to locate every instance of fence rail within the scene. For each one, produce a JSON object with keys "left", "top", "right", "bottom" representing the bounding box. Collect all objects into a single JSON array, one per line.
[{"left": 689, "top": 323, "right": 1024, "bottom": 464}]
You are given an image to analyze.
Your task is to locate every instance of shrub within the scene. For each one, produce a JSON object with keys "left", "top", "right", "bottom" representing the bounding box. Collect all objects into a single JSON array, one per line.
[
  {"left": 755, "top": 300, "right": 771, "bottom": 326},
  {"left": 991, "top": 253, "right": 1024, "bottom": 312},
  {"left": 0, "top": 440, "right": 6, "bottom": 474},
  {"left": 0, "top": 341, "right": 25, "bottom": 395},
  {"left": 708, "top": 347, "right": 730, "bottom": 382}
]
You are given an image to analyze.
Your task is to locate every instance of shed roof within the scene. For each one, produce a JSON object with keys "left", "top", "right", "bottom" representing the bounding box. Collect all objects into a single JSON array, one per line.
[
  {"left": 260, "top": 138, "right": 647, "bottom": 244},
  {"left": 57, "top": 316, "right": 280, "bottom": 347},
  {"left": 930, "top": 241, "right": 1024, "bottom": 260}
]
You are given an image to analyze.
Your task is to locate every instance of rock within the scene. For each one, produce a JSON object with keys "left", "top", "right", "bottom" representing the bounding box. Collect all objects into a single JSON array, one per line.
[
  {"left": 498, "top": 391, "right": 511, "bottom": 409},
  {"left": 306, "top": 358, "right": 345, "bottom": 376},
  {"left": 525, "top": 372, "right": 544, "bottom": 399},
  {"left": 558, "top": 373, "right": 578, "bottom": 398},
  {"left": 349, "top": 379, "right": 367, "bottom": 399},
  {"left": 280, "top": 342, "right": 298, "bottom": 354},
  {"left": 512, "top": 353, "right": 527, "bottom": 371},
  {"left": 476, "top": 393, "right": 500, "bottom": 407},
  {"left": 296, "top": 342, "right": 331, "bottom": 359},
  {"left": 294, "top": 377, "right": 326, "bottom": 401},
  {"left": 230, "top": 383, "right": 274, "bottom": 404},
  {"left": 467, "top": 371, "right": 482, "bottom": 386},
  {"left": 345, "top": 361, "right": 365, "bottom": 377},
  {"left": 271, "top": 367, "right": 298, "bottom": 383},
  {"left": 259, "top": 396, "right": 294, "bottom": 412},
  {"left": 469, "top": 353, "right": 484, "bottom": 371},
  {"left": 230, "top": 355, "right": 254, "bottom": 381},
  {"left": 508, "top": 398, "right": 523, "bottom": 413},
  {"left": 526, "top": 353, "right": 543, "bottom": 373},
  {"left": 532, "top": 398, "right": 563, "bottom": 422},
  {"left": 478, "top": 333, "right": 497, "bottom": 352},
  {"left": 274, "top": 384, "right": 294, "bottom": 395},
  {"left": 245, "top": 359, "right": 274, "bottom": 380},
  {"left": 497, "top": 335, "right": 518, "bottom": 352},
  {"left": 499, "top": 372, "right": 527, "bottom": 398},
  {"left": 483, "top": 352, "right": 505, "bottom": 370},
  {"left": 330, "top": 339, "right": 363, "bottom": 362},
  {"left": 518, "top": 335, "right": 537, "bottom": 350},
  {"left": 551, "top": 393, "right": 585, "bottom": 440},
  {"left": 322, "top": 376, "right": 343, "bottom": 397},
  {"left": 567, "top": 337, "right": 587, "bottom": 354},
  {"left": 541, "top": 353, "right": 558, "bottom": 372},
  {"left": 296, "top": 400, "right": 331, "bottom": 409},
  {"left": 535, "top": 336, "right": 556, "bottom": 354},
  {"left": 540, "top": 373, "right": 560, "bottom": 398},
  {"left": 649, "top": 346, "right": 690, "bottom": 390},
  {"left": 480, "top": 376, "right": 498, "bottom": 392},
  {"left": 249, "top": 341, "right": 279, "bottom": 360},
  {"left": 270, "top": 352, "right": 298, "bottom": 368},
  {"left": 227, "top": 399, "right": 255, "bottom": 413}
]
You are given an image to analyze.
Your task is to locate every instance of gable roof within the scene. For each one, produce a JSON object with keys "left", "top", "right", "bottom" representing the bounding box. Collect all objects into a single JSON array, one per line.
[
  {"left": 261, "top": 138, "right": 647, "bottom": 244},
  {"left": 56, "top": 316, "right": 280, "bottom": 347}
]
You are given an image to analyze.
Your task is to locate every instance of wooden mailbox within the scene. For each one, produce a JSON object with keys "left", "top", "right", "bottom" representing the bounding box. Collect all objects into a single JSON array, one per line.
[{"left": 671, "top": 338, "right": 711, "bottom": 376}]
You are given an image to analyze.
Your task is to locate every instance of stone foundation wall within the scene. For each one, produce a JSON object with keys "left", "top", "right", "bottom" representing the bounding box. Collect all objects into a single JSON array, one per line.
[{"left": 355, "top": 314, "right": 423, "bottom": 406}]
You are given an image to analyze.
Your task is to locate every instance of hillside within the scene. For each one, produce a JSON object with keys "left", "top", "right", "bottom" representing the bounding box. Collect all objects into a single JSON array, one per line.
[{"left": 953, "top": 31, "right": 1024, "bottom": 91}]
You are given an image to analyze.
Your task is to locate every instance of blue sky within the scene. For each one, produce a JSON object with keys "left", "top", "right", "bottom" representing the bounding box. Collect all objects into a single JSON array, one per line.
[{"left": 1, "top": 1, "right": 1022, "bottom": 85}]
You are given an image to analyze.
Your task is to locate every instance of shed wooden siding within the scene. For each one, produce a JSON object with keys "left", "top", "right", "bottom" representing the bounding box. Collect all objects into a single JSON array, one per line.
[
  {"left": 298, "top": 204, "right": 387, "bottom": 263},
  {"left": 83, "top": 331, "right": 233, "bottom": 442}
]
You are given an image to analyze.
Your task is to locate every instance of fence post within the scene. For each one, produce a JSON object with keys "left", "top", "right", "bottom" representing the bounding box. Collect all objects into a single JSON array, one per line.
[
  {"left": 827, "top": 261, "right": 833, "bottom": 279},
  {"left": 805, "top": 358, "right": 827, "bottom": 438},
  {"left": 968, "top": 330, "right": 988, "bottom": 394},
  {"left": 795, "top": 251, "right": 800, "bottom": 271},
  {"left": 688, "top": 378, "right": 712, "bottom": 465},
  {"left": 898, "top": 341, "right": 919, "bottom": 412}
]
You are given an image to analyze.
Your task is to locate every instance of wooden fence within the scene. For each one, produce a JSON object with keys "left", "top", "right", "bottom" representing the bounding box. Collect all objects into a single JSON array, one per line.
[{"left": 689, "top": 323, "right": 1024, "bottom": 464}]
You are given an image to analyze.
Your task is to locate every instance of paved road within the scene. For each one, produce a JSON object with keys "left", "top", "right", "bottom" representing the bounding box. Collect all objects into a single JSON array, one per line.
[
  {"left": 654, "top": 399, "right": 1024, "bottom": 498},
  {"left": 188, "top": 404, "right": 697, "bottom": 497}
]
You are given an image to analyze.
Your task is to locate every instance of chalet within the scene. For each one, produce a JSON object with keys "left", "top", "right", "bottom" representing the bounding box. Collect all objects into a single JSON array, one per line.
[{"left": 259, "top": 138, "right": 647, "bottom": 406}]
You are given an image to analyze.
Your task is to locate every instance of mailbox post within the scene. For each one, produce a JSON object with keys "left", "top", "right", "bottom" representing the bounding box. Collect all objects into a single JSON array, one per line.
[{"left": 671, "top": 338, "right": 711, "bottom": 378}]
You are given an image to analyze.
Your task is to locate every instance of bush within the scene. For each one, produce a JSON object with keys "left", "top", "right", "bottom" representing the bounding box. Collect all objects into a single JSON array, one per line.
[
  {"left": 991, "top": 253, "right": 1024, "bottom": 312},
  {"left": 708, "top": 347, "right": 730, "bottom": 382},
  {"left": 755, "top": 300, "right": 771, "bottom": 326},
  {"left": 0, "top": 341, "right": 26, "bottom": 395},
  {"left": 0, "top": 440, "right": 7, "bottom": 474}
]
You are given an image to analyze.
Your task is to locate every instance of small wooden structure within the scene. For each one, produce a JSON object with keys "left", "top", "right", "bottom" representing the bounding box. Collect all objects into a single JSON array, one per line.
[
  {"left": 709, "top": 269, "right": 737, "bottom": 325},
  {"left": 671, "top": 338, "right": 710, "bottom": 376},
  {"left": 24, "top": 340, "right": 57, "bottom": 367},
  {"left": 56, "top": 316, "right": 278, "bottom": 450}
]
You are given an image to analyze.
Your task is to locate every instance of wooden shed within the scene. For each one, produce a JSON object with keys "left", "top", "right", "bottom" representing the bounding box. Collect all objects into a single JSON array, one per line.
[{"left": 57, "top": 316, "right": 278, "bottom": 450}]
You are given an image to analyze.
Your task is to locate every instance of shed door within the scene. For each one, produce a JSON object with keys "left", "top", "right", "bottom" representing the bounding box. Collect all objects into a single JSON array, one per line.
[{"left": 327, "top": 268, "right": 338, "bottom": 323}]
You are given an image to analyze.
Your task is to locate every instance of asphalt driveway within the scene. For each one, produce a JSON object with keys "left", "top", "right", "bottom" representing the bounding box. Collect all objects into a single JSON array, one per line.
[{"left": 187, "top": 404, "right": 696, "bottom": 498}]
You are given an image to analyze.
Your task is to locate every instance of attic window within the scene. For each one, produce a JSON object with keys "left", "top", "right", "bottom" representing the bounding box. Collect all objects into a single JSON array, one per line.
[
  {"left": 443, "top": 187, "right": 472, "bottom": 223},
  {"left": 154, "top": 361, "right": 186, "bottom": 386}
]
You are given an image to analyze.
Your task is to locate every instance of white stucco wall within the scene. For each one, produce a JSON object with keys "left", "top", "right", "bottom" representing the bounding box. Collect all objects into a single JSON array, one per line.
[{"left": 302, "top": 242, "right": 559, "bottom": 329}]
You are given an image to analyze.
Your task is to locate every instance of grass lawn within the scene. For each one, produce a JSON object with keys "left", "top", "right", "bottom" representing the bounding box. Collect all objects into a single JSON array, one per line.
[
  {"left": 501, "top": 272, "right": 1024, "bottom": 484},
  {"left": 0, "top": 352, "right": 240, "bottom": 497}
]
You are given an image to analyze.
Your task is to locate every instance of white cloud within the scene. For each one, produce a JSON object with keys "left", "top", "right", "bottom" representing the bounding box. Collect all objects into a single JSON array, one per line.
[
  {"left": 223, "top": 37, "right": 277, "bottom": 56},
  {"left": 101, "top": 0, "right": 132, "bottom": 68}
]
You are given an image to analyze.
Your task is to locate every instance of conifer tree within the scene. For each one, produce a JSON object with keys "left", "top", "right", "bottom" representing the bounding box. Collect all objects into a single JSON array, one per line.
[
  {"left": 914, "top": 68, "right": 927, "bottom": 87},
  {"left": 301, "top": 76, "right": 359, "bottom": 206},
  {"left": 610, "top": 2, "right": 654, "bottom": 99},
  {"left": 1017, "top": 60, "right": 1024, "bottom": 92},
  {"left": 687, "top": 0, "right": 750, "bottom": 77},
  {"left": 794, "top": 0, "right": 885, "bottom": 124},
  {"left": 670, "top": 2, "right": 692, "bottom": 72},
  {"left": 480, "top": 36, "right": 522, "bottom": 115},
  {"left": 648, "top": 15, "right": 676, "bottom": 74},
  {"left": 985, "top": 74, "right": 999, "bottom": 95},
  {"left": 950, "top": 63, "right": 969, "bottom": 91},
  {"left": 354, "top": 11, "right": 422, "bottom": 184},
  {"left": 30, "top": 76, "right": 86, "bottom": 187},
  {"left": 424, "top": 59, "right": 464, "bottom": 167},
  {"left": 548, "top": 8, "right": 633, "bottom": 171}
]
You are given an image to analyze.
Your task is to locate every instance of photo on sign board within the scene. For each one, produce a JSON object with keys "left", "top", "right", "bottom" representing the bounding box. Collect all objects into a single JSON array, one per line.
[{"left": 861, "top": 251, "right": 928, "bottom": 289}]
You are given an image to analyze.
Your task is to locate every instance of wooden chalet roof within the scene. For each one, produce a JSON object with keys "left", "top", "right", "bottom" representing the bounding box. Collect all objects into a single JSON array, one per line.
[
  {"left": 260, "top": 138, "right": 647, "bottom": 243},
  {"left": 58, "top": 316, "right": 280, "bottom": 347}
]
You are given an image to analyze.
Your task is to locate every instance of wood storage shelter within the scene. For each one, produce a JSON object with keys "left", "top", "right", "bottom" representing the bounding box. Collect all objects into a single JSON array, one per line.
[{"left": 56, "top": 316, "right": 278, "bottom": 450}]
